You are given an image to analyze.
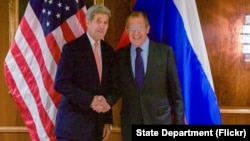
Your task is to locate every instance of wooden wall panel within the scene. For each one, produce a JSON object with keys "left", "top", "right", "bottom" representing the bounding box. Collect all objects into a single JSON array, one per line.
[
  {"left": 221, "top": 108, "right": 250, "bottom": 124},
  {"left": 196, "top": 0, "right": 250, "bottom": 107},
  {"left": 0, "top": 127, "right": 30, "bottom": 140},
  {"left": 0, "top": 133, "right": 30, "bottom": 141},
  {"left": 105, "top": 0, "right": 135, "bottom": 48},
  {"left": 0, "top": 0, "right": 25, "bottom": 127}
]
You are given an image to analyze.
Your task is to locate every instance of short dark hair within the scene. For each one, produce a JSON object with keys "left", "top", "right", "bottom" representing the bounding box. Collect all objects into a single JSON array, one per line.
[{"left": 125, "top": 11, "right": 149, "bottom": 28}]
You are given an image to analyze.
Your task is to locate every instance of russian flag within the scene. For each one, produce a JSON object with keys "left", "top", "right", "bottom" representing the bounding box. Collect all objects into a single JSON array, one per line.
[{"left": 117, "top": 0, "right": 222, "bottom": 124}]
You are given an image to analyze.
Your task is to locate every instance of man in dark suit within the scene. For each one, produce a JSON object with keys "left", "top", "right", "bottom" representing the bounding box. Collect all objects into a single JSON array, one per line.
[
  {"left": 106, "top": 11, "right": 185, "bottom": 141},
  {"left": 53, "top": 5, "right": 114, "bottom": 141}
]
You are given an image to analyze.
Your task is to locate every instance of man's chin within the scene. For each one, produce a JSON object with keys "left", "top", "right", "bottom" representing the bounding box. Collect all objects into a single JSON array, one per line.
[{"left": 98, "top": 35, "right": 105, "bottom": 40}]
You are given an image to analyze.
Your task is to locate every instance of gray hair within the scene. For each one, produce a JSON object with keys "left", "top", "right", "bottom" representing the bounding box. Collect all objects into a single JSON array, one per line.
[{"left": 86, "top": 5, "right": 111, "bottom": 21}]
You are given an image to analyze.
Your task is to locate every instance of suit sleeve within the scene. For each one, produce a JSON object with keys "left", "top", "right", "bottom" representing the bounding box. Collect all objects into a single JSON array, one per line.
[
  {"left": 166, "top": 46, "right": 185, "bottom": 124},
  {"left": 54, "top": 44, "right": 93, "bottom": 110},
  {"left": 106, "top": 51, "right": 122, "bottom": 106}
]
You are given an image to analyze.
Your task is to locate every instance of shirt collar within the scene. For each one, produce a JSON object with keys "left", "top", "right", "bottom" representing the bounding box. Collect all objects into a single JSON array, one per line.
[
  {"left": 131, "top": 37, "right": 149, "bottom": 51},
  {"left": 86, "top": 32, "right": 100, "bottom": 49}
]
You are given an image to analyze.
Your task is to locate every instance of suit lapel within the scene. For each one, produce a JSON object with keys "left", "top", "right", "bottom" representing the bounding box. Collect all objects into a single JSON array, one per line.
[
  {"left": 82, "top": 34, "right": 101, "bottom": 84},
  {"left": 100, "top": 41, "right": 108, "bottom": 84},
  {"left": 119, "top": 46, "right": 138, "bottom": 90},
  {"left": 143, "top": 42, "right": 160, "bottom": 90}
]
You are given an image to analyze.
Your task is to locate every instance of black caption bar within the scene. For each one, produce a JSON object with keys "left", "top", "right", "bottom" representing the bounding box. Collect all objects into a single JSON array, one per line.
[{"left": 132, "top": 125, "right": 250, "bottom": 140}]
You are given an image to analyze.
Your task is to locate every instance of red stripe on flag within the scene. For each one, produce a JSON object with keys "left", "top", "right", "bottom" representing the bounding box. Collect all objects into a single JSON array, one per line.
[
  {"left": 22, "top": 18, "right": 61, "bottom": 108},
  {"left": 10, "top": 40, "right": 55, "bottom": 140},
  {"left": 19, "top": 18, "right": 56, "bottom": 139},
  {"left": 46, "top": 34, "right": 61, "bottom": 64},
  {"left": 60, "top": 22, "right": 76, "bottom": 43},
  {"left": 24, "top": 18, "right": 61, "bottom": 106},
  {"left": 4, "top": 1, "right": 88, "bottom": 140},
  {"left": 4, "top": 59, "right": 40, "bottom": 141},
  {"left": 76, "top": 9, "right": 87, "bottom": 31}
]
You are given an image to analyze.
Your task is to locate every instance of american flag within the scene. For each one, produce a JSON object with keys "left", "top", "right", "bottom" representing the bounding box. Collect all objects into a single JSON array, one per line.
[{"left": 4, "top": 0, "right": 87, "bottom": 140}]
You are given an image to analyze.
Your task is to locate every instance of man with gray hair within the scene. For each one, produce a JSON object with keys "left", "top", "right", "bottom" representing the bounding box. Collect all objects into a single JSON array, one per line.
[{"left": 54, "top": 4, "right": 114, "bottom": 141}]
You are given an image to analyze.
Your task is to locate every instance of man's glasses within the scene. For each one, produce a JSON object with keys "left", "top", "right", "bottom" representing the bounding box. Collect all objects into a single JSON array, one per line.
[{"left": 127, "top": 26, "right": 145, "bottom": 31}]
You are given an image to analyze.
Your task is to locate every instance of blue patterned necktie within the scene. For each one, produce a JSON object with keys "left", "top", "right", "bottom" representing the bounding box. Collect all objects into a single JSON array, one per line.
[{"left": 135, "top": 47, "right": 144, "bottom": 90}]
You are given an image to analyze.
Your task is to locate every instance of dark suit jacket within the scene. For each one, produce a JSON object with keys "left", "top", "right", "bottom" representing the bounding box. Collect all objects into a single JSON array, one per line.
[
  {"left": 54, "top": 33, "right": 114, "bottom": 141},
  {"left": 108, "top": 40, "right": 184, "bottom": 141}
]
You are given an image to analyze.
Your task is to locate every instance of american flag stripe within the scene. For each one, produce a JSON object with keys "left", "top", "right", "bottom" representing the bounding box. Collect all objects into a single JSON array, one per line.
[
  {"left": 4, "top": 58, "right": 41, "bottom": 141},
  {"left": 4, "top": 1, "right": 87, "bottom": 140},
  {"left": 67, "top": 15, "right": 85, "bottom": 38},
  {"left": 51, "top": 27, "right": 66, "bottom": 53},
  {"left": 6, "top": 41, "right": 51, "bottom": 140},
  {"left": 45, "top": 34, "right": 62, "bottom": 70},
  {"left": 60, "top": 22, "right": 76, "bottom": 43},
  {"left": 76, "top": 9, "right": 88, "bottom": 30},
  {"left": 15, "top": 23, "right": 56, "bottom": 139},
  {"left": 47, "top": 8, "right": 87, "bottom": 63},
  {"left": 21, "top": 11, "right": 59, "bottom": 119}
]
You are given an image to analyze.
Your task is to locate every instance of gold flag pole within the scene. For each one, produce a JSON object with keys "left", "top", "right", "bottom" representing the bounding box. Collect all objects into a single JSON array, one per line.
[{"left": 94, "top": 0, "right": 104, "bottom": 5}]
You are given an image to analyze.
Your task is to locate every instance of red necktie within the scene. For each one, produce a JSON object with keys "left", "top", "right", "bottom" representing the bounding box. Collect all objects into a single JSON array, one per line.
[{"left": 94, "top": 42, "right": 101, "bottom": 82}]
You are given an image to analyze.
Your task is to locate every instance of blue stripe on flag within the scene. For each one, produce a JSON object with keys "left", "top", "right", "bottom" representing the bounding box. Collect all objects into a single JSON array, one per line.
[{"left": 133, "top": 0, "right": 222, "bottom": 124}]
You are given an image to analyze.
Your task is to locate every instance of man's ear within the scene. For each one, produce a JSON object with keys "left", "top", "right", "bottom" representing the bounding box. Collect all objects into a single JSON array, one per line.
[
  {"left": 86, "top": 20, "right": 90, "bottom": 27},
  {"left": 146, "top": 25, "right": 150, "bottom": 34}
]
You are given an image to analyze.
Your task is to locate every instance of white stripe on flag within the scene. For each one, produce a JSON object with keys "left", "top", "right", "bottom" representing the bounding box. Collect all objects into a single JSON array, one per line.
[
  {"left": 5, "top": 49, "right": 49, "bottom": 140},
  {"left": 24, "top": 3, "right": 58, "bottom": 125},
  {"left": 174, "top": 0, "right": 214, "bottom": 90},
  {"left": 52, "top": 27, "right": 66, "bottom": 52},
  {"left": 25, "top": 4, "right": 58, "bottom": 81},
  {"left": 67, "top": 15, "right": 85, "bottom": 38}
]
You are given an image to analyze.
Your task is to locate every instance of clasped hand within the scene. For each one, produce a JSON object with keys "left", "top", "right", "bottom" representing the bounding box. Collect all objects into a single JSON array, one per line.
[{"left": 90, "top": 95, "right": 110, "bottom": 113}]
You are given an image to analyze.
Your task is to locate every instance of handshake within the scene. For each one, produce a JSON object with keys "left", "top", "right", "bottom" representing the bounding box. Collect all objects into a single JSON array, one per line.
[{"left": 90, "top": 95, "right": 111, "bottom": 113}]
